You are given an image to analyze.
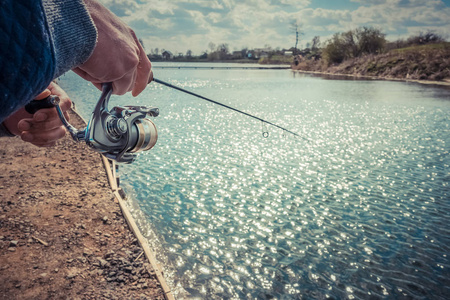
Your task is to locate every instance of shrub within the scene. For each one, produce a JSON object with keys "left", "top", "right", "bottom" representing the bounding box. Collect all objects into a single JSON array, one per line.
[{"left": 322, "top": 27, "right": 386, "bottom": 65}]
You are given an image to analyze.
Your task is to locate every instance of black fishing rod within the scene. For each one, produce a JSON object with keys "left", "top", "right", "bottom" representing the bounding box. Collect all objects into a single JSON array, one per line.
[{"left": 152, "top": 77, "right": 308, "bottom": 141}]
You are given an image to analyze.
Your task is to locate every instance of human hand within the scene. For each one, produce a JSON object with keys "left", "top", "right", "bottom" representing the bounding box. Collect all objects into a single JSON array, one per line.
[
  {"left": 73, "top": 0, "right": 152, "bottom": 96},
  {"left": 3, "top": 82, "right": 72, "bottom": 147}
]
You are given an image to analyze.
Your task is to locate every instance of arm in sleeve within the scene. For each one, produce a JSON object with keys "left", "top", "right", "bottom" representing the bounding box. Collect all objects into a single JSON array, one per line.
[
  {"left": 0, "top": 0, "right": 97, "bottom": 124},
  {"left": 42, "top": 0, "right": 97, "bottom": 78}
]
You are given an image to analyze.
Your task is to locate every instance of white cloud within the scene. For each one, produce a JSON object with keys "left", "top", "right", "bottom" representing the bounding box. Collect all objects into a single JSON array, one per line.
[
  {"left": 97, "top": 0, "right": 450, "bottom": 54},
  {"left": 348, "top": 0, "right": 450, "bottom": 35}
]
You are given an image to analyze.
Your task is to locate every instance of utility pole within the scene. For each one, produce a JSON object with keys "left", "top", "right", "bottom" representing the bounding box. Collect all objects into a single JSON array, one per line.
[{"left": 290, "top": 21, "right": 303, "bottom": 56}]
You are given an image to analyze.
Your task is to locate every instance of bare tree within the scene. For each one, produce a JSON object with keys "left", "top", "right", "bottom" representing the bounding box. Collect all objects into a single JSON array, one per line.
[
  {"left": 138, "top": 38, "right": 145, "bottom": 50},
  {"left": 217, "top": 43, "right": 229, "bottom": 60},
  {"left": 208, "top": 42, "right": 216, "bottom": 53},
  {"left": 311, "top": 36, "right": 320, "bottom": 51}
]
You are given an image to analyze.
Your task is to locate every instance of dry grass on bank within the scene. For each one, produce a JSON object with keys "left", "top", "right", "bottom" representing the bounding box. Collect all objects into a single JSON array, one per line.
[{"left": 293, "top": 42, "right": 450, "bottom": 82}]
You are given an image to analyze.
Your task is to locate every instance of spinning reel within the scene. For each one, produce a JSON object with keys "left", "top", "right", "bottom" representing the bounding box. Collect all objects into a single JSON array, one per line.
[{"left": 26, "top": 83, "right": 158, "bottom": 163}]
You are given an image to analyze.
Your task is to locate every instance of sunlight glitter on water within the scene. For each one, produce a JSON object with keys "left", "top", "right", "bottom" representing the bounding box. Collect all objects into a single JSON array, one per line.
[{"left": 59, "top": 66, "right": 450, "bottom": 299}]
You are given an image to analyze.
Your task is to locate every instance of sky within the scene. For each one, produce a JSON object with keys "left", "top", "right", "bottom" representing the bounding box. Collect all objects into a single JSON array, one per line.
[{"left": 98, "top": 0, "right": 450, "bottom": 55}]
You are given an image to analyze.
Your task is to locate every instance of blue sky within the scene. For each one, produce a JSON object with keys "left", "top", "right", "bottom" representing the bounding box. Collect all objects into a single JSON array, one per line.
[{"left": 98, "top": 0, "right": 450, "bottom": 55}]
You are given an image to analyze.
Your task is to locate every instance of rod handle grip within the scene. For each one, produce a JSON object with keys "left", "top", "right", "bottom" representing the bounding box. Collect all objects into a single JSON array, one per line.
[{"left": 25, "top": 96, "right": 56, "bottom": 114}]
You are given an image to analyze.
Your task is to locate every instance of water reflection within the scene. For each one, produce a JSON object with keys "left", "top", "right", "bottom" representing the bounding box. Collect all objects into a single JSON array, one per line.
[{"left": 59, "top": 65, "right": 450, "bottom": 299}]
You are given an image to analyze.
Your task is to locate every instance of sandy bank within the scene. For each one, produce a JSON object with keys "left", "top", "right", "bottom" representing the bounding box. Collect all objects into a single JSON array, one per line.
[{"left": 0, "top": 110, "right": 171, "bottom": 299}]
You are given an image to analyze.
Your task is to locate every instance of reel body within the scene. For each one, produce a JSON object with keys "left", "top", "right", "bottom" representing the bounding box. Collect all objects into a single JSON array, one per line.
[
  {"left": 84, "top": 83, "right": 158, "bottom": 163},
  {"left": 27, "top": 82, "right": 159, "bottom": 163}
]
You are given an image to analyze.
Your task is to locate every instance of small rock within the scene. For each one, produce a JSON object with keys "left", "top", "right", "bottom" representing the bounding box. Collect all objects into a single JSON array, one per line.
[
  {"left": 9, "top": 240, "right": 18, "bottom": 247},
  {"left": 98, "top": 258, "right": 109, "bottom": 268},
  {"left": 8, "top": 247, "right": 16, "bottom": 252},
  {"left": 109, "top": 271, "right": 117, "bottom": 277},
  {"left": 102, "top": 216, "right": 108, "bottom": 223},
  {"left": 67, "top": 269, "right": 78, "bottom": 279},
  {"left": 83, "top": 248, "right": 92, "bottom": 256}
]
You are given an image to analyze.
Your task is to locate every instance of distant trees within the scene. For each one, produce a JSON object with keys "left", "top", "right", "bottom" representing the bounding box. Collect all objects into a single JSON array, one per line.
[
  {"left": 387, "top": 30, "right": 446, "bottom": 50},
  {"left": 138, "top": 38, "right": 145, "bottom": 50},
  {"left": 145, "top": 28, "right": 446, "bottom": 65},
  {"left": 208, "top": 43, "right": 230, "bottom": 60},
  {"left": 311, "top": 36, "right": 320, "bottom": 51},
  {"left": 407, "top": 31, "right": 445, "bottom": 45},
  {"left": 322, "top": 26, "right": 386, "bottom": 65},
  {"left": 317, "top": 28, "right": 446, "bottom": 66}
]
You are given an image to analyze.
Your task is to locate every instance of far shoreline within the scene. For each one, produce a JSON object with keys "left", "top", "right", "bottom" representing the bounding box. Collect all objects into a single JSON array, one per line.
[
  {"left": 292, "top": 69, "right": 450, "bottom": 87},
  {"left": 152, "top": 60, "right": 450, "bottom": 87}
]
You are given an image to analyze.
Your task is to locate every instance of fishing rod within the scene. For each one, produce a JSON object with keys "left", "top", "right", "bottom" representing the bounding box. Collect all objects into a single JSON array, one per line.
[
  {"left": 152, "top": 77, "right": 307, "bottom": 141},
  {"left": 25, "top": 75, "right": 307, "bottom": 164}
]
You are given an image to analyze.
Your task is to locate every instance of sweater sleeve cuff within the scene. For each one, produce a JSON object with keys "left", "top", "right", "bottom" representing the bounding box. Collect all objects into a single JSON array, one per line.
[
  {"left": 0, "top": 123, "right": 15, "bottom": 137},
  {"left": 42, "top": 0, "right": 98, "bottom": 78}
]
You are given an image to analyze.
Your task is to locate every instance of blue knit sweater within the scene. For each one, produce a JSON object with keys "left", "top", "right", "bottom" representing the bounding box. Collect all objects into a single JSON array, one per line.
[{"left": 0, "top": 0, "right": 97, "bottom": 125}]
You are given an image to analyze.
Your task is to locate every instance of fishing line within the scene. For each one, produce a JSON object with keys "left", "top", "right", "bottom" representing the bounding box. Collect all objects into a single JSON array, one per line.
[{"left": 153, "top": 78, "right": 309, "bottom": 141}]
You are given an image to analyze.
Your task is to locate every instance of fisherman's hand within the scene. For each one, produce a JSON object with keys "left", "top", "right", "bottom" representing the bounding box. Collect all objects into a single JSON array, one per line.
[
  {"left": 73, "top": 0, "right": 152, "bottom": 96},
  {"left": 3, "top": 82, "right": 72, "bottom": 147}
]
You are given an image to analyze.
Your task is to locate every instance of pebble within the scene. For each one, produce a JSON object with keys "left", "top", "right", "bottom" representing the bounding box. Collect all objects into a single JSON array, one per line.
[
  {"left": 67, "top": 269, "right": 78, "bottom": 279},
  {"left": 83, "top": 248, "right": 92, "bottom": 256},
  {"left": 9, "top": 240, "right": 18, "bottom": 247},
  {"left": 98, "top": 258, "right": 109, "bottom": 268}
]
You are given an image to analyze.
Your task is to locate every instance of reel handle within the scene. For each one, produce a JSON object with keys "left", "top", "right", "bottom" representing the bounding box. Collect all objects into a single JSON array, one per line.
[{"left": 25, "top": 95, "right": 83, "bottom": 142}]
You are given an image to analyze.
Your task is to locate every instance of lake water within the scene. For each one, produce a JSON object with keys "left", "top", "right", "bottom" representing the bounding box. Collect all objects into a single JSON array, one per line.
[{"left": 59, "top": 63, "right": 450, "bottom": 299}]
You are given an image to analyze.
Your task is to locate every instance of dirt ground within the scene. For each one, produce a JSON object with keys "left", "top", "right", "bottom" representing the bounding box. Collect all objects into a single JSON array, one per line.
[{"left": 0, "top": 110, "right": 167, "bottom": 299}]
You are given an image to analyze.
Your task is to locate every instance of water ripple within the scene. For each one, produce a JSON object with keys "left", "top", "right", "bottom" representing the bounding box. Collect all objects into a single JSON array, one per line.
[{"left": 86, "top": 69, "right": 450, "bottom": 299}]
